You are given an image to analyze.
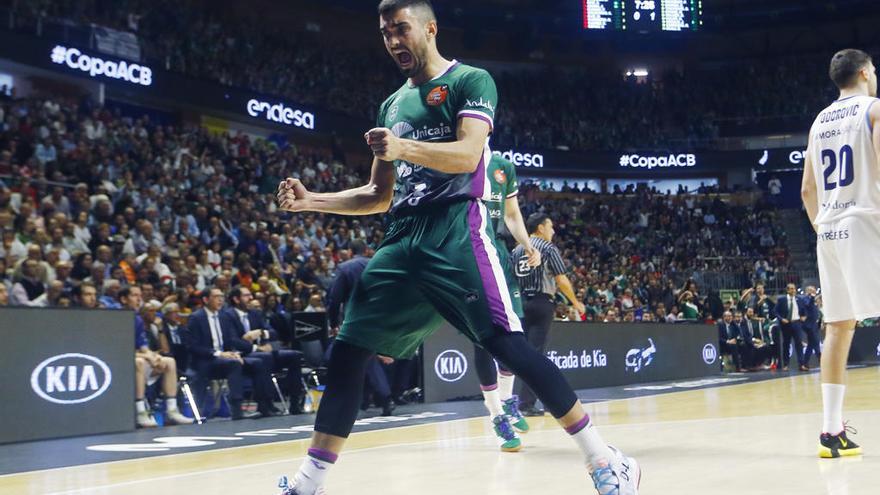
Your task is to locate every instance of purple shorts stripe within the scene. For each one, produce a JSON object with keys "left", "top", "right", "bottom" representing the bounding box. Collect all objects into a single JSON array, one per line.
[
  {"left": 565, "top": 414, "right": 591, "bottom": 435},
  {"left": 480, "top": 384, "right": 498, "bottom": 392},
  {"left": 466, "top": 201, "right": 511, "bottom": 332},
  {"left": 469, "top": 153, "right": 486, "bottom": 199},
  {"left": 308, "top": 447, "right": 338, "bottom": 464}
]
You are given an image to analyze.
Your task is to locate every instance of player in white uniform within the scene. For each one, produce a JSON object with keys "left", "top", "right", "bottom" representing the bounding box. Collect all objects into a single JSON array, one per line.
[{"left": 801, "top": 48, "right": 879, "bottom": 458}]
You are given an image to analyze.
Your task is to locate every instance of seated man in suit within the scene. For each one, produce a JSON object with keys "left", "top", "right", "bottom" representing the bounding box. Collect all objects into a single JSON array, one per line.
[
  {"left": 223, "top": 286, "right": 306, "bottom": 414},
  {"left": 735, "top": 309, "right": 772, "bottom": 369},
  {"left": 717, "top": 310, "right": 745, "bottom": 372},
  {"left": 185, "top": 287, "right": 266, "bottom": 420},
  {"left": 776, "top": 283, "right": 809, "bottom": 371}
]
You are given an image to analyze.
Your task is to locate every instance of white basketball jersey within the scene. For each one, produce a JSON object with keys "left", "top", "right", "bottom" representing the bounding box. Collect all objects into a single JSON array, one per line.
[{"left": 808, "top": 95, "right": 880, "bottom": 225}]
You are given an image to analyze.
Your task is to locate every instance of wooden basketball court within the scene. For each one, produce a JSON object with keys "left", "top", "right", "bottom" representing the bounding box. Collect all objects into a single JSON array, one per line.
[{"left": 2, "top": 367, "right": 877, "bottom": 495}]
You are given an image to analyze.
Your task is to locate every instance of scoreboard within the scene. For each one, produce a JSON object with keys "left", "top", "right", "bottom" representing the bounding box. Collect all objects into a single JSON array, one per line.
[{"left": 582, "top": 0, "right": 702, "bottom": 32}]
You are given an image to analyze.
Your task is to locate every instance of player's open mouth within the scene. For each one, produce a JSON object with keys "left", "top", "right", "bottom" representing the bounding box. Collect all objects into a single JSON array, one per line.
[{"left": 396, "top": 51, "right": 413, "bottom": 67}]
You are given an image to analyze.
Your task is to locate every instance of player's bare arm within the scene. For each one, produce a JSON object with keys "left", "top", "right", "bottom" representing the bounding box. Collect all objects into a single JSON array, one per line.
[
  {"left": 503, "top": 195, "right": 540, "bottom": 267},
  {"left": 365, "top": 116, "right": 489, "bottom": 174},
  {"left": 801, "top": 134, "right": 819, "bottom": 232},
  {"left": 276, "top": 157, "right": 395, "bottom": 216},
  {"left": 872, "top": 98, "right": 880, "bottom": 169}
]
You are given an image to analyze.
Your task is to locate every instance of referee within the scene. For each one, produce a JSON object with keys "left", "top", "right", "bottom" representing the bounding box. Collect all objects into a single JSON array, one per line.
[{"left": 512, "top": 213, "right": 586, "bottom": 416}]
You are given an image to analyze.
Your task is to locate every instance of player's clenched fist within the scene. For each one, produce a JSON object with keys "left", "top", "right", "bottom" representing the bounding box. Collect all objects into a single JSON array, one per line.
[
  {"left": 276, "top": 178, "right": 311, "bottom": 212},
  {"left": 365, "top": 127, "right": 403, "bottom": 161}
]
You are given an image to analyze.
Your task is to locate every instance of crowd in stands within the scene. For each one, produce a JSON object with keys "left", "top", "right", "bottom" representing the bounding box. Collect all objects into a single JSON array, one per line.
[{"left": 5, "top": 0, "right": 852, "bottom": 152}]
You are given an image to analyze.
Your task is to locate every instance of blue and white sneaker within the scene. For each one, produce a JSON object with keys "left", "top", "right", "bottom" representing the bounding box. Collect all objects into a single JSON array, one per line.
[{"left": 589, "top": 445, "right": 640, "bottom": 495}]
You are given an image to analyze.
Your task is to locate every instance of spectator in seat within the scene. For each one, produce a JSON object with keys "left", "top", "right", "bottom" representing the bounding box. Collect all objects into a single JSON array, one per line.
[
  {"left": 0, "top": 283, "right": 8, "bottom": 306},
  {"left": 75, "top": 281, "right": 98, "bottom": 309},
  {"left": 10, "top": 259, "right": 45, "bottom": 306},
  {"left": 161, "top": 302, "right": 189, "bottom": 372},
  {"left": 121, "top": 286, "right": 193, "bottom": 428},
  {"left": 223, "top": 286, "right": 306, "bottom": 414},
  {"left": 718, "top": 310, "right": 745, "bottom": 372},
  {"left": 185, "top": 287, "right": 264, "bottom": 420},
  {"left": 735, "top": 310, "right": 771, "bottom": 369}
]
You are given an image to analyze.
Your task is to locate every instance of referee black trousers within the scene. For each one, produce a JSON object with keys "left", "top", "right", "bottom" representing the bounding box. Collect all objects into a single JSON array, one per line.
[{"left": 516, "top": 294, "right": 556, "bottom": 409}]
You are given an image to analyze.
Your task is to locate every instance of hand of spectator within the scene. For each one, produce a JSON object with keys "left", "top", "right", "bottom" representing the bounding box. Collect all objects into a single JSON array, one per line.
[
  {"left": 220, "top": 351, "right": 244, "bottom": 363},
  {"left": 800, "top": 316, "right": 806, "bottom": 322},
  {"left": 277, "top": 178, "right": 311, "bottom": 212},
  {"left": 525, "top": 245, "right": 541, "bottom": 267},
  {"left": 243, "top": 329, "right": 263, "bottom": 342},
  {"left": 162, "top": 294, "right": 178, "bottom": 305},
  {"left": 329, "top": 326, "right": 340, "bottom": 338},
  {"left": 377, "top": 355, "right": 394, "bottom": 365},
  {"left": 365, "top": 128, "right": 402, "bottom": 161},
  {"left": 573, "top": 301, "right": 586, "bottom": 315},
  {"left": 781, "top": 318, "right": 790, "bottom": 324},
  {"left": 727, "top": 338, "right": 737, "bottom": 345},
  {"left": 257, "top": 344, "right": 273, "bottom": 352}
]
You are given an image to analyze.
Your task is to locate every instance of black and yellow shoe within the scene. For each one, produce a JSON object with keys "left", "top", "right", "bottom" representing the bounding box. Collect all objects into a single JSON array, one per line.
[{"left": 819, "top": 426, "right": 862, "bottom": 458}]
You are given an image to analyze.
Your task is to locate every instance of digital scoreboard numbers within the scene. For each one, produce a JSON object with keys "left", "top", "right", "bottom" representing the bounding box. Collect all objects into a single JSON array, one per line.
[{"left": 582, "top": 0, "right": 701, "bottom": 32}]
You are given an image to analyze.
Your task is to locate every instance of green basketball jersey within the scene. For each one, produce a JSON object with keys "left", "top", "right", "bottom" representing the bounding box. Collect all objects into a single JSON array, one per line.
[
  {"left": 485, "top": 154, "right": 518, "bottom": 233},
  {"left": 376, "top": 60, "right": 497, "bottom": 214}
]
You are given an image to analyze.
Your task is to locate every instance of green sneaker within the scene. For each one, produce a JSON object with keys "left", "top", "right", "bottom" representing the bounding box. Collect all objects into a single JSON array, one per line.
[
  {"left": 492, "top": 415, "right": 522, "bottom": 452},
  {"left": 502, "top": 396, "right": 530, "bottom": 433}
]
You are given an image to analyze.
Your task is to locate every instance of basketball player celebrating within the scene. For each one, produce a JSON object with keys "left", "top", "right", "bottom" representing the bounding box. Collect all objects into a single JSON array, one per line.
[
  {"left": 801, "top": 48, "right": 878, "bottom": 458},
  {"left": 473, "top": 153, "right": 532, "bottom": 452},
  {"left": 275, "top": 1, "right": 639, "bottom": 493}
]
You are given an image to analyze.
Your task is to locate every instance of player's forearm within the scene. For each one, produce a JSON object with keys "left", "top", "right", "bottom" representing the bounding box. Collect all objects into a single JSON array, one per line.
[
  {"left": 801, "top": 188, "right": 819, "bottom": 230},
  {"left": 304, "top": 185, "right": 391, "bottom": 216},
  {"left": 503, "top": 201, "right": 530, "bottom": 249},
  {"left": 399, "top": 139, "right": 482, "bottom": 174}
]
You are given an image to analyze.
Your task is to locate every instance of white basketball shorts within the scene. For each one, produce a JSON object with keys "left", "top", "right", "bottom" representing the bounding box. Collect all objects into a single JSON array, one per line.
[{"left": 816, "top": 215, "right": 880, "bottom": 322}]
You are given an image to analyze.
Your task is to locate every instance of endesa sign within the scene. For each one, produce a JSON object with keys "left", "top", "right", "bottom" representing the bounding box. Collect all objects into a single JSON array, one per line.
[
  {"left": 492, "top": 149, "right": 545, "bottom": 168},
  {"left": 50, "top": 45, "right": 152, "bottom": 86},
  {"left": 246, "top": 98, "right": 316, "bottom": 130}
]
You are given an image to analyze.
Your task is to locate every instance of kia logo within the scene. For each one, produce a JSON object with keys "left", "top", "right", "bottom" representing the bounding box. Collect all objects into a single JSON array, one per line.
[
  {"left": 31, "top": 353, "right": 112, "bottom": 404},
  {"left": 434, "top": 350, "right": 468, "bottom": 382},
  {"left": 702, "top": 344, "right": 718, "bottom": 365}
]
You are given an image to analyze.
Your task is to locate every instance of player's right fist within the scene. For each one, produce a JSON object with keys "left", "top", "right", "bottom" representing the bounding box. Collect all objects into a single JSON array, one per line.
[{"left": 276, "top": 178, "right": 311, "bottom": 212}]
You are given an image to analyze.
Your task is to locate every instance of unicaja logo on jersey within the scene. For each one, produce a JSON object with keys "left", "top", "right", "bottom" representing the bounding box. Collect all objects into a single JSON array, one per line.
[
  {"left": 702, "top": 344, "right": 718, "bottom": 365},
  {"left": 31, "top": 353, "right": 112, "bottom": 404},
  {"left": 434, "top": 350, "right": 468, "bottom": 382}
]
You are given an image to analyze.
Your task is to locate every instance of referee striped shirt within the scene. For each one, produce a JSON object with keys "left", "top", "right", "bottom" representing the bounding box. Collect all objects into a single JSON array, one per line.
[{"left": 511, "top": 236, "right": 567, "bottom": 297}]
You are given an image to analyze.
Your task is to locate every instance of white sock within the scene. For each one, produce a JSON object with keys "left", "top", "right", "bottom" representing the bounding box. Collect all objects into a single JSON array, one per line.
[
  {"left": 498, "top": 372, "right": 515, "bottom": 401},
  {"left": 135, "top": 400, "right": 146, "bottom": 413},
  {"left": 482, "top": 388, "right": 504, "bottom": 417},
  {"left": 822, "top": 383, "right": 846, "bottom": 434},
  {"left": 568, "top": 415, "right": 613, "bottom": 468},
  {"left": 166, "top": 398, "right": 178, "bottom": 411},
  {"left": 293, "top": 449, "right": 336, "bottom": 493}
]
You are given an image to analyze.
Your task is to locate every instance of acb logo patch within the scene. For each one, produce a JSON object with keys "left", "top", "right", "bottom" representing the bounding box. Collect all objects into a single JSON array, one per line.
[
  {"left": 426, "top": 85, "right": 449, "bottom": 106},
  {"left": 493, "top": 169, "right": 507, "bottom": 185}
]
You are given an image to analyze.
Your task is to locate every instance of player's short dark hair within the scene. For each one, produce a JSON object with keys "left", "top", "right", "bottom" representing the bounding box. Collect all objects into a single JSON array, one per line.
[
  {"left": 378, "top": 0, "right": 436, "bottom": 21},
  {"left": 350, "top": 239, "right": 367, "bottom": 255},
  {"left": 829, "top": 49, "right": 872, "bottom": 89},
  {"left": 118, "top": 286, "right": 134, "bottom": 300},
  {"left": 526, "top": 213, "right": 550, "bottom": 234}
]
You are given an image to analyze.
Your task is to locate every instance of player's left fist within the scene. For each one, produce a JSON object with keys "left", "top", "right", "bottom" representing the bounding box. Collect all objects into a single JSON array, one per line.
[{"left": 365, "top": 127, "right": 402, "bottom": 161}]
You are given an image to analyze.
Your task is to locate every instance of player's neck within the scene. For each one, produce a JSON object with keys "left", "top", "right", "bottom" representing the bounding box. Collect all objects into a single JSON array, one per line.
[
  {"left": 837, "top": 87, "right": 868, "bottom": 100},
  {"left": 409, "top": 54, "right": 453, "bottom": 86}
]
